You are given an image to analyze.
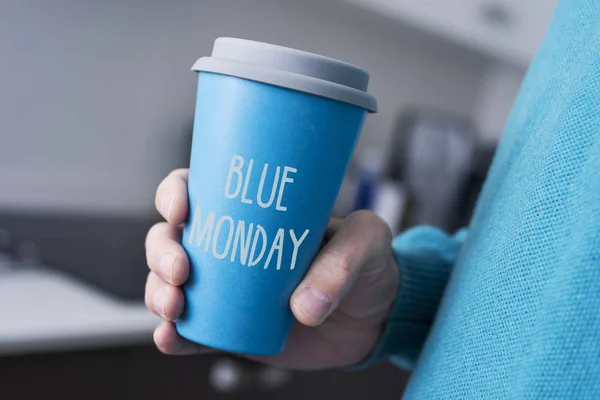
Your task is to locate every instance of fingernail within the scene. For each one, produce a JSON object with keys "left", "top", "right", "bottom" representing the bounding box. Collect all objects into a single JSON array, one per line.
[
  {"left": 153, "top": 287, "right": 168, "bottom": 319},
  {"left": 166, "top": 196, "right": 175, "bottom": 221},
  {"left": 160, "top": 253, "right": 177, "bottom": 283},
  {"left": 294, "top": 287, "right": 333, "bottom": 324},
  {"left": 160, "top": 195, "right": 173, "bottom": 219}
]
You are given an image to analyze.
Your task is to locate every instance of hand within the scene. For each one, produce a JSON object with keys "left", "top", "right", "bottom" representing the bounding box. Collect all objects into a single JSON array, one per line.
[{"left": 145, "top": 169, "right": 400, "bottom": 370}]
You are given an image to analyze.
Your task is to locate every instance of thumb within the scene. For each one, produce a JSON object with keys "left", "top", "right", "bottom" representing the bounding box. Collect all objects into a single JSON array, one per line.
[{"left": 290, "top": 211, "right": 391, "bottom": 326}]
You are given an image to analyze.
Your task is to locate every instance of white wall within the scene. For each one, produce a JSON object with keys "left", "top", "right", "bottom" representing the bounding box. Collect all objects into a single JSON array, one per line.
[
  {"left": 472, "top": 63, "right": 525, "bottom": 145},
  {"left": 339, "top": 0, "right": 558, "bottom": 66},
  {"left": 0, "top": 0, "right": 491, "bottom": 215}
]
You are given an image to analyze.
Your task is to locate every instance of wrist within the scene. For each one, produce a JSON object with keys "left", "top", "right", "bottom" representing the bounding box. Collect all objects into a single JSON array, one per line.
[
  {"left": 351, "top": 252, "right": 401, "bottom": 366},
  {"left": 349, "top": 227, "right": 462, "bottom": 370}
]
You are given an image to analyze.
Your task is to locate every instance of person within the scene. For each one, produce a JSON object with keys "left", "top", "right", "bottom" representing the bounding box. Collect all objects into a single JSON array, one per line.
[{"left": 144, "top": 0, "right": 600, "bottom": 397}]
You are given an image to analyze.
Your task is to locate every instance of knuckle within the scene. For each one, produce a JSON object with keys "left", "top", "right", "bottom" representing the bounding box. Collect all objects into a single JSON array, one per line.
[
  {"left": 145, "top": 222, "right": 170, "bottom": 248},
  {"left": 347, "top": 209, "right": 373, "bottom": 223},
  {"left": 372, "top": 214, "right": 393, "bottom": 241},
  {"left": 321, "top": 250, "right": 357, "bottom": 282},
  {"left": 348, "top": 210, "right": 392, "bottom": 242},
  {"left": 146, "top": 222, "right": 167, "bottom": 241}
]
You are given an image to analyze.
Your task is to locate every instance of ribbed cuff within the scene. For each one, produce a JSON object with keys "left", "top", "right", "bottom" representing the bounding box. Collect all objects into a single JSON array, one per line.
[{"left": 354, "top": 226, "right": 466, "bottom": 370}]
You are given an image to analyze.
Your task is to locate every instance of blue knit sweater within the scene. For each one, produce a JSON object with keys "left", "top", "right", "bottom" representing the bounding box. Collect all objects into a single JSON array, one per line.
[{"left": 370, "top": 1, "right": 600, "bottom": 398}]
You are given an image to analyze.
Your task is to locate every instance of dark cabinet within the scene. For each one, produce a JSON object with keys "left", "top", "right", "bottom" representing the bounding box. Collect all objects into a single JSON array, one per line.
[{"left": 1, "top": 346, "right": 409, "bottom": 400}]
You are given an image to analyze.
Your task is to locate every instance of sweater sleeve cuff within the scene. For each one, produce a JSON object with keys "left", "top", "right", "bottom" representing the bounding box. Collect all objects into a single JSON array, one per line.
[{"left": 353, "top": 226, "right": 466, "bottom": 370}]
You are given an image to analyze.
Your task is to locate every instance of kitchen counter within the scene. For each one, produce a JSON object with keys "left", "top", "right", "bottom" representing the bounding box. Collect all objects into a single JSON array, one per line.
[
  {"left": 0, "top": 268, "right": 159, "bottom": 356},
  {"left": 0, "top": 268, "right": 411, "bottom": 400}
]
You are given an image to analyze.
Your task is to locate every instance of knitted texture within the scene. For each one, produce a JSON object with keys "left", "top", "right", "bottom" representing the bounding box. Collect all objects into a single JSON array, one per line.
[
  {"left": 373, "top": 0, "right": 600, "bottom": 398},
  {"left": 357, "top": 227, "right": 464, "bottom": 371}
]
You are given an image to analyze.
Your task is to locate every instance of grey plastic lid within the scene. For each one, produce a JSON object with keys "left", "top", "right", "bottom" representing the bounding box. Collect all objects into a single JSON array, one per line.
[{"left": 192, "top": 37, "right": 377, "bottom": 113}]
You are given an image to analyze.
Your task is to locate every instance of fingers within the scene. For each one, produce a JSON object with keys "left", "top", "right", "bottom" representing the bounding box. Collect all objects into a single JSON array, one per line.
[
  {"left": 145, "top": 272, "right": 185, "bottom": 321},
  {"left": 151, "top": 169, "right": 211, "bottom": 357},
  {"left": 145, "top": 222, "right": 190, "bottom": 285},
  {"left": 155, "top": 169, "right": 189, "bottom": 225},
  {"left": 153, "top": 321, "right": 214, "bottom": 355},
  {"left": 290, "top": 210, "right": 391, "bottom": 327}
]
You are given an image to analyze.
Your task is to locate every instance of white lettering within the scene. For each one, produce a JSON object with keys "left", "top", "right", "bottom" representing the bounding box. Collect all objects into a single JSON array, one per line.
[
  {"left": 276, "top": 166, "right": 297, "bottom": 211},
  {"left": 289, "top": 229, "right": 309, "bottom": 270},
  {"left": 230, "top": 220, "right": 254, "bottom": 265},
  {"left": 248, "top": 224, "right": 267, "bottom": 267},
  {"left": 241, "top": 158, "right": 254, "bottom": 204},
  {"left": 224, "top": 155, "right": 244, "bottom": 199},
  {"left": 257, "top": 164, "right": 280, "bottom": 209},
  {"left": 212, "top": 216, "right": 234, "bottom": 259},
  {"left": 187, "top": 206, "right": 215, "bottom": 252},
  {"left": 264, "top": 228, "right": 285, "bottom": 270}
]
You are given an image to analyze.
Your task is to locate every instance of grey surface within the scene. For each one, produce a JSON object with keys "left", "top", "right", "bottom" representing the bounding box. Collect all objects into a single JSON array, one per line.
[
  {"left": 194, "top": 37, "right": 377, "bottom": 112},
  {"left": 0, "top": 212, "right": 157, "bottom": 299},
  {"left": 0, "top": 269, "right": 157, "bottom": 356}
]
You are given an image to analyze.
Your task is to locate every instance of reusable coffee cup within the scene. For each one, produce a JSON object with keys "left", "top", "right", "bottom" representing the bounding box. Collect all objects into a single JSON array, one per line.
[{"left": 176, "top": 37, "right": 377, "bottom": 355}]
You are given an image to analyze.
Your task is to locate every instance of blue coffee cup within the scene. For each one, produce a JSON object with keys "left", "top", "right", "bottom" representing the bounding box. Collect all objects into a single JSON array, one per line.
[{"left": 176, "top": 38, "right": 377, "bottom": 355}]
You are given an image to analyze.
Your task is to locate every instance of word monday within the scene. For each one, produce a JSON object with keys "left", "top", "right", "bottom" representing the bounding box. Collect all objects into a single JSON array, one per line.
[{"left": 187, "top": 155, "right": 310, "bottom": 270}]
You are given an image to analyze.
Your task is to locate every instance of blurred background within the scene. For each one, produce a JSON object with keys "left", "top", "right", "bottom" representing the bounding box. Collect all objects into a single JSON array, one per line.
[{"left": 0, "top": 0, "right": 557, "bottom": 398}]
